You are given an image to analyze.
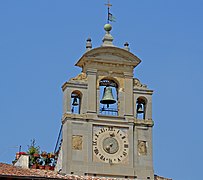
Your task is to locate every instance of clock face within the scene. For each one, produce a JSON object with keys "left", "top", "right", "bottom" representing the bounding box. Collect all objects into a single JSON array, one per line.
[{"left": 92, "top": 126, "right": 129, "bottom": 164}]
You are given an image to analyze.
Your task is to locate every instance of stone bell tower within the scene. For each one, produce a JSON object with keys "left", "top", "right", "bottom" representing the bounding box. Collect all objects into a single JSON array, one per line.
[{"left": 60, "top": 24, "right": 154, "bottom": 179}]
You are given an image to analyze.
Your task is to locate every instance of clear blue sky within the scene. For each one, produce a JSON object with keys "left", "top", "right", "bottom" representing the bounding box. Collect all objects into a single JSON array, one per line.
[{"left": 0, "top": 0, "right": 203, "bottom": 179}]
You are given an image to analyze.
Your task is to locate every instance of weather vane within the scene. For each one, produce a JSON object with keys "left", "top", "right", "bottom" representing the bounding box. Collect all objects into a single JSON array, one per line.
[{"left": 105, "top": 0, "right": 116, "bottom": 23}]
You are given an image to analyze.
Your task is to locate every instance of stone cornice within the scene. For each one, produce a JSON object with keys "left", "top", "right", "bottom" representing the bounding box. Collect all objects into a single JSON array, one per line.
[
  {"left": 62, "top": 113, "right": 154, "bottom": 127},
  {"left": 134, "top": 119, "right": 154, "bottom": 127},
  {"left": 133, "top": 88, "right": 154, "bottom": 95},
  {"left": 61, "top": 81, "right": 87, "bottom": 91},
  {"left": 62, "top": 113, "right": 130, "bottom": 126}
]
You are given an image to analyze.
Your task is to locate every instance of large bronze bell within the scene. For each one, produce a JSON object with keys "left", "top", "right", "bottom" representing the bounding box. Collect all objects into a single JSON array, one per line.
[
  {"left": 100, "top": 87, "right": 116, "bottom": 106},
  {"left": 72, "top": 97, "right": 79, "bottom": 106},
  {"left": 137, "top": 103, "right": 144, "bottom": 114}
]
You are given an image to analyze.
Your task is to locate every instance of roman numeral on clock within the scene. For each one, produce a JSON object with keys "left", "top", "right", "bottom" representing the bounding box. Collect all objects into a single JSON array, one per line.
[
  {"left": 124, "top": 144, "right": 128, "bottom": 148},
  {"left": 100, "top": 155, "right": 105, "bottom": 161},
  {"left": 108, "top": 126, "right": 113, "bottom": 131},
  {"left": 94, "top": 148, "right": 99, "bottom": 155},
  {"left": 123, "top": 151, "right": 127, "bottom": 156},
  {"left": 92, "top": 141, "right": 97, "bottom": 145}
]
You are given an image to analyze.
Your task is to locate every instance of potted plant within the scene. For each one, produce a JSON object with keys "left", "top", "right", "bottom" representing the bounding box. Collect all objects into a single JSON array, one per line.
[
  {"left": 48, "top": 152, "right": 55, "bottom": 158},
  {"left": 27, "top": 139, "right": 40, "bottom": 168},
  {"left": 38, "top": 157, "right": 45, "bottom": 169},
  {"left": 41, "top": 151, "right": 47, "bottom": 158},
  {"left": 27, "top": 139, "right": 40, "bottom": 156},
  {"left": 33, "top": 153, "right": 40, "bottom": 158}
]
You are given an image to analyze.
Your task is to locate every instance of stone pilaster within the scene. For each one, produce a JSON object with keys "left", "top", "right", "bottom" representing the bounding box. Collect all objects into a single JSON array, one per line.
[{"left": 87, "top": 69, "right": 97, "bottom": 114}]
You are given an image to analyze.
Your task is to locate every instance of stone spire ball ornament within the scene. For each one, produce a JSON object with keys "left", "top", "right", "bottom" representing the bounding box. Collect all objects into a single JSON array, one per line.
[
  {"left": 102, "top": 23, "right": 114, "bottom": 47},
  {"left": 104, "top": 23, "right": 112, "bottom": 32}
]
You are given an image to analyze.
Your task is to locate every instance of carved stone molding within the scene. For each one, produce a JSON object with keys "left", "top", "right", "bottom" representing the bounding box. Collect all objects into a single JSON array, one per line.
[
  {"left": 133, "top": 78, "right": 147, "bottom": 89},
  {"left": 138, "top": 140, "right": 147, "bottom": 156},
  {"left": 69, "top": 73, "right": 87, "bottom": 81},
  {"left": 72, "top": 135, "right": 83, "bottom": 150}
]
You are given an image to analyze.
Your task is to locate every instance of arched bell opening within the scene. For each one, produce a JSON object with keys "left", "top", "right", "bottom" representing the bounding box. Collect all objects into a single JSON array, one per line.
[
  {"left": 71, "top": 90, "right": 82, "bottom": 114},
  {"left": 99, "top": 79, "right": 118, "bottom": 116},
  {"left": 136, "top": 97, "right": 147, "bottom": 120}
]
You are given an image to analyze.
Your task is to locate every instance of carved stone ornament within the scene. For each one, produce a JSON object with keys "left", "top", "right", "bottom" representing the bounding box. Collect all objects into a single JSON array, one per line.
[
  {"left": 138, "top": 140, "right": 147, "bottom": 156},
  {"left": 70, "top": 73, "right": 87, "bottom": 81},
  {"left": 72, "top": 135, "right": 83, "bottom": 150},
  {"left": 133, "top": 78, "right": 147, "bottom": 88}
]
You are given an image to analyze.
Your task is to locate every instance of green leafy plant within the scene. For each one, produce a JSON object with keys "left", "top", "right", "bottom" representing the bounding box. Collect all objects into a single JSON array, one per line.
[
  {"left": 27, "top": 139, "right": 40, "bottom": 166},
  {"left": 27, "top": 139, "right": 40, "bottom": 155}
]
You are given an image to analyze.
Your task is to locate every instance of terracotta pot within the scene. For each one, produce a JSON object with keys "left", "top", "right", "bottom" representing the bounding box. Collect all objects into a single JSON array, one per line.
[
  {"left": 39, "top": 165, "right": 45, "bottom": 170},
  {"left": 45, "top": 165, "right": 52, "bottom": 170},
  {"left": 33, "top": 153, "right": 40, "bottom": 158},
  {"left": 50, "top": 166, "right": 55, "bottom": 171},
  {"left": 31, "top": 164, "right": 39, "bottom": 169},
  {"left": 48, "top": 154, "right": 55, "bottom": 158},
  {"left": 41, "top": 153, "right": 47, "bottom": 158}
]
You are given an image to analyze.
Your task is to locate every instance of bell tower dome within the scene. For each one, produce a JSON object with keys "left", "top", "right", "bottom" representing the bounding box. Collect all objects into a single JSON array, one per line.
[{"left": 56, "top": 23, "right": 155, "bottom": 179}]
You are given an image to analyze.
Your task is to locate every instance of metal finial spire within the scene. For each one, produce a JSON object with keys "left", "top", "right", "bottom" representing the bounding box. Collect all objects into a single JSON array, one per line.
[{"left": 105, "top": 0, "right": 112, "bottom": 23}]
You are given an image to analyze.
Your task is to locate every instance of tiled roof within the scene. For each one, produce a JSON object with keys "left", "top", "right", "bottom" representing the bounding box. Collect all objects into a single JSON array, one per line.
[
  {"left": 0, "top": 163, "right": 107, "bottom": 179},
  {"left": 0, "top": 163, "right": 67, "bottom": 179},
  {"left": 0, "top": 163, "right": 171, "bottom": 180}
]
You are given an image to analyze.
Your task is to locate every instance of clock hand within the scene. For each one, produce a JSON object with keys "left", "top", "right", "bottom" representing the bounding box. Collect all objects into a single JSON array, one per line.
[{"left": 106, "top": 146, "right": 110, "bottom": 152}]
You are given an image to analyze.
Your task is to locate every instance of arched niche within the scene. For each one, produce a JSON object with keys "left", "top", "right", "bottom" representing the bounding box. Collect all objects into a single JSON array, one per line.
[
  {"left": 99, "top": 78, "right": 119, "bottom": 116},
  {"left": 71, "top": 90, "right": 82, "bottom": 114}
]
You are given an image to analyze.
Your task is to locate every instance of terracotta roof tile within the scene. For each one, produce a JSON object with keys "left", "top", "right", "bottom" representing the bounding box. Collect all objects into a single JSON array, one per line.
[
  {"left": 0, "top": 163, "right": 68, "bottom": 179},
  {"left": 0, "top": 163, "right": 117, "bottom": 179},
  {"left": 0, "top": 163, "right": 172, "bottom": 180}
]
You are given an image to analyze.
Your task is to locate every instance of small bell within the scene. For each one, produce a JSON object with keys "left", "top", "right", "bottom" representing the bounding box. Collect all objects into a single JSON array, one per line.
[
  {"left": 72, "top": 97, "right": 79, "bottom": 106},
  {"left": 137, "top": 103, "right": 144, "bottom": 114}
]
